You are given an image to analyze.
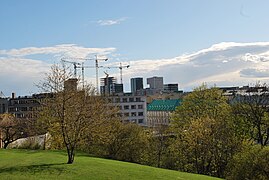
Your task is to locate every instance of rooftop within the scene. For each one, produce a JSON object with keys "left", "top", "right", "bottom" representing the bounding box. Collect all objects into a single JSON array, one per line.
[{"left": 147, "top": 99, "right": 181, "bottom": 111}]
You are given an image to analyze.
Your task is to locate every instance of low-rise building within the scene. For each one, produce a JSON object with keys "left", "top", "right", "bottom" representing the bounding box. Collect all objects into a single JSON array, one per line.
[{"left": 147, "top": 99, "right": 181, "bottom": 127}]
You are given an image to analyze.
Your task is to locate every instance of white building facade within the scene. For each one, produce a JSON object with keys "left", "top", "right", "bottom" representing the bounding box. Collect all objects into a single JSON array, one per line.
[{"left": 109, "top": 94, "right": 147, "bottom": 126}]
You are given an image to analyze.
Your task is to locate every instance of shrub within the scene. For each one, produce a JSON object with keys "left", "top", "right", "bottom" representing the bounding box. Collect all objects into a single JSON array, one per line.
[{"left": 226, "top": 145, "right": 269, "bottom": 180}]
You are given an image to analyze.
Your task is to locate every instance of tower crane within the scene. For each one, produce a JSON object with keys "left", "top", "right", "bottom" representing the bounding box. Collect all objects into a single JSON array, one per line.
[
  {"left": 62, "top": 56, "right": 108, "bottom": 92},
  {"left": 102, "top": 63, "right": 130, "bottom": 84},
  {"left": 61, "top": 58, "right": 81, "bottom": 78}
]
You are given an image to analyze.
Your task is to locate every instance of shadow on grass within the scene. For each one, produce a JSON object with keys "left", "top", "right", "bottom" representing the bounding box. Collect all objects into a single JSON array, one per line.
[{"left": 0, "top": 163, "right": 67, "bottom": 175}]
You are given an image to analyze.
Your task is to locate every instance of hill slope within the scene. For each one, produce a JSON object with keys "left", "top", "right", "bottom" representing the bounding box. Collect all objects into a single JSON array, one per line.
[{"left": 0, "top": 149, "right": 221, "bottom": 180}]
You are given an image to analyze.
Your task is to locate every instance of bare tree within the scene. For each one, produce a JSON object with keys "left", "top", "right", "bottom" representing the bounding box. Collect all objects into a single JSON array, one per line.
[
  {"left": 38, "top": 64, "right": 114, "bottom": 164},
  {"left": 0, "top": 113, "right": 25, "bottom": 149}
]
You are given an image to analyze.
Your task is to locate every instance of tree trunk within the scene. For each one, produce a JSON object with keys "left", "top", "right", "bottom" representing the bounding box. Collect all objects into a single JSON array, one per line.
[
  {"left": 67, "top": 147, "right": 75, "bottom": 164},
  {"left": 3, "top": 142, "right": 9, "bottom": 149}
]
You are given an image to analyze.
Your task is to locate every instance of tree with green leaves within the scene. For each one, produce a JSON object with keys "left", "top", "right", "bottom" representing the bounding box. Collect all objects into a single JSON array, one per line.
[
  {"left": 38, "top": 64, "right": 118, "bottom": 164},
  {"left": 171, "top": 85, "right": 242, "bottom": 177},
  {"left": 231, "top": 83, "right": 269, "bottom": 146}
]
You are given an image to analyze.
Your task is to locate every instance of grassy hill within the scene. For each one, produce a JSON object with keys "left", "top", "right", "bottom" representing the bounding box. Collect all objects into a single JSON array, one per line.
[{"left": 0, "top": 149, "right": 221, "bottom": 180}]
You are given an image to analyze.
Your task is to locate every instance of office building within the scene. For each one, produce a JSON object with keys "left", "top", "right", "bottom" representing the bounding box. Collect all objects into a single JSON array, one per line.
[
  {"left": 131, "top": 77, "right": 143, "bottom": 93},
  {"left": 147, "top": 76, "right": 163, "bottom": 90},
  {"left": 163, "top": 84, "right": 179, "bottom": 92}
]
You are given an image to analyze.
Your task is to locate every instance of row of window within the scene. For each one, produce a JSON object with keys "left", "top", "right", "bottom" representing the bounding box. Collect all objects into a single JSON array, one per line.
[
  {"left": 120, "top": 104, "right": 143, "bottom": 110},
  {"left": 113, "top": 97, "right": 142, "bottom": 103},
  {"left": 8, "top": 106, "right": 33, "bottom": 112},
  {"left": 10, "top": 99, "right": 38, "bottom": 105},
  {"left": 122, "top": 111, "right": 144, "bottom": 117}
]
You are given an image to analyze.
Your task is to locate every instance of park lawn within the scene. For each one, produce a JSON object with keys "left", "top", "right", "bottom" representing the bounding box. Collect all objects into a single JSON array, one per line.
[{"left": 0, "top": 149, "right": 221, "bottom": 180}]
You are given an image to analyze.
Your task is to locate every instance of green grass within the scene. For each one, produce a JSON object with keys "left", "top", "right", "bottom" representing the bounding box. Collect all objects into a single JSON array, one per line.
[{"left": 0, "top": 149, "right": 221, "bottom": 180}]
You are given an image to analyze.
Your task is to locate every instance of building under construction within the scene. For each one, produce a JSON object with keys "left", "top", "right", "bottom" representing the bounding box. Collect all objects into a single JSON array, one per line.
[{"left": 100, "top": 76, "right": 123, "bottom": 96}]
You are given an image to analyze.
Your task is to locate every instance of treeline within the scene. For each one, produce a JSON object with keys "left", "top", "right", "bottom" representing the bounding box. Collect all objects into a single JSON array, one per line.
[
  {"left": 72, "top": 84, "right": 268, "bottom": 179},
  {"left": 1, "top": 64, "right": 269, "bottom": 179}
]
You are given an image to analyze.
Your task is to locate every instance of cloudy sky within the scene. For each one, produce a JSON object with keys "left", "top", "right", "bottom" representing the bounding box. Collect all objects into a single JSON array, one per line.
[{"left": 1, "top": 0, "right": 269, "bottom": 96}]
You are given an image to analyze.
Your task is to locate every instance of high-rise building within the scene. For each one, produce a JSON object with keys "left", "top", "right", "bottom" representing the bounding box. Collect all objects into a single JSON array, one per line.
[
  {"left": 110, "top": 83, "right": 124, "bottom": 94},
  {"left": 131, "top": 77, "right": 143, "bottom": 93},
  {"left": 100, "top": 76, "right": 116, "bottom": 95},
  {"left": 100, "top": 76, "right": 124, "bottom": 95},
  {"left": 147, "top": 76, "right": 163, "bottom": 90},
  {"left": 163, "top": 84, "right": 178, "bottom": 92}
]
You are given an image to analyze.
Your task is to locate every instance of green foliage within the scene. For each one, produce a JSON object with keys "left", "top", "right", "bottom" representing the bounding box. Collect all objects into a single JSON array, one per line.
[
  {"left": 172, "top": 84, "right": 230, "bottom": 126},
  {"left": 170, "top": 85, "right": 243, "bottom": 178},
  {"left": 0, "top": 149, "right": 220, "bottom": 180},
  {"left": 84, "top": 121, "right": 150, "bottom": 164},
  {"left": 226, "top": 145, "right": 269, "bottom": 180},
  {"left": 231, "top": 94, "right": 269, "bottom": 146}
]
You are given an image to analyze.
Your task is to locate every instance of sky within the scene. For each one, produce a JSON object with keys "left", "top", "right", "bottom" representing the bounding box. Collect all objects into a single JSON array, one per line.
[{"left": 1, "top": 0, "right": 269, "bottom": 96}]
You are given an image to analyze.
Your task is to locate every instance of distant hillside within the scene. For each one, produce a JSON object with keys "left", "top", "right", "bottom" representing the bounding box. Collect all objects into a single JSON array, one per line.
[{"left": 0, "top": 149, "right": 221, "bottom": 180}]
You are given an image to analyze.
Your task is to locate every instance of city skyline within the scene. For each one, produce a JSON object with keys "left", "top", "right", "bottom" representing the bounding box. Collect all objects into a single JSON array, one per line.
[{"left": 1, "top": 1, "right": 269, "bottom": 95}]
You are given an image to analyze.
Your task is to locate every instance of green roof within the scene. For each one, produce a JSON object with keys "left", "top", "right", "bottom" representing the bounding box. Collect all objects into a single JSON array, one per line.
[{"left": 147, "top": 99, "right": 181, "bottom": 111}]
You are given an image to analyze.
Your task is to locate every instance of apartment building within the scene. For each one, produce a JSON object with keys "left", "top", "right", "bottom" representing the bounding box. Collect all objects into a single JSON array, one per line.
[{"left": 109, "top": 93, "right": 147, "bottom": 126}]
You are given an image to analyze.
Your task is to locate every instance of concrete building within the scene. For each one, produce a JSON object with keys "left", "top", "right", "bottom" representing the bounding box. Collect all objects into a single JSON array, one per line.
[
  {"left": 147, "top": 76, "right": 163, "bottom": 90},
  {"left": 109, "top": 93, "right": 147, "bottom": 126},
  {"left": 131, "top": 77, "right": 143, "bottom": 93},
  {"left": 100, "top": 76, "right": 116, "bottom": 95},
  {"left": 64, "top": 78, "right": 78, "bottom": 91},
  {"left": 0, "top": 98, "right": 8, "bottom": 114},
  {"left": 163, "top": 84, "right": 178, "bottom": 92},
  {"left": 110, "top": 83, "right": 124, "bottom": 95},
  {"left": 7, "top": 94, "right": 45, "bottom": 118},
  {"left": 147, "top": 99, "right": 181, "bottom": 127}
]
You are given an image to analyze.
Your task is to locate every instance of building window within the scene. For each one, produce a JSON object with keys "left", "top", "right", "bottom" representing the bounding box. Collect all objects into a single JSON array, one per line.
[
  {"left": 138, "top": 119, "right": 143, "bottom": 124},
  {"left": 124, "top": 105, "right": 129, "bottom": 110},
  {"left": 138, "top": 105, "right": 143, "bottom": 109},
  {"left": 129, "top": 98, "right": 134, "bottom": 102},
  {"left": 122, "top": 98, "right": 128, "bottom": 102},
  {"left": 131, "top": 112, "right": 136, "bottom": 116},
  {"left": 136, "top": 97, "right": 141, "bottom": 102},
  {"left": 138, "top": 112, "right": 143, "bottom": 116},
  {"left": 115, "top": 98, "right": 120, "bottom": 103},
  {"left": 131, "top": 105, "right": 136, "bottom": 109},
  {"left": 124, "top": 113, "right": 129, "bottom": 117}
]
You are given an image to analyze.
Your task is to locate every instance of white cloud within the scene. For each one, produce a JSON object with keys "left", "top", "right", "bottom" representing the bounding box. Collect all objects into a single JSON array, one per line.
[
  {"left": 97, "top": 17, "right": 127, "bottom": 26},
  {"left": 112, "top": 42, "right": 269, "bottom": 91},
  {"left": 0, "top": 44, "right": 116, "bottom": 95},
  {"left": 2, "top": 42, "right": 269, "bottom": 95},
  {"left": 0, "top": 44, "right": 116, "bottom": 58}
]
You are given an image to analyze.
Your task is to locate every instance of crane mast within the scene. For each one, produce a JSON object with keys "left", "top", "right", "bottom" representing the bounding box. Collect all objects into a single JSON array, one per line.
[
  {"left": 61, "top": 58, "right": 81, "bottom": 78},
  {"left": 103, "top": 63, "right": 130, "bottom": 84},
  {"left": 62, "top": 56, "right": 108, "bottom": 93}
]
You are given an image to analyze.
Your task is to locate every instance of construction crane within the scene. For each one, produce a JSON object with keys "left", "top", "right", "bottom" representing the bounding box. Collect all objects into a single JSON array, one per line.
[
  {"left": 61, "top": 58, "right": 81, "bottom": 78},
  {"left": 102, "top": 63, "right": 130, "bottom": 84},
  {"left": 63, "top": 55, "right": 108, "bottom": 92}
]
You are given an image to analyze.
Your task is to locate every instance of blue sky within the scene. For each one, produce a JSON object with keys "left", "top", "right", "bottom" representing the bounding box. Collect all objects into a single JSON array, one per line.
[{"left": 1, "top": 0, "right": 269, "bottom": 95}]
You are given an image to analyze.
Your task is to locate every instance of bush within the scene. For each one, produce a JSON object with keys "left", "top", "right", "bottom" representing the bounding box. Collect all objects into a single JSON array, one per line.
[{"left": 226, "top": 145, "right": 269, "bottom": 180}]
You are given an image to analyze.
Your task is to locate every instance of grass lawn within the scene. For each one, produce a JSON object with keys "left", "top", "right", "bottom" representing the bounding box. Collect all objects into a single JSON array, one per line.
[{"left": 0, "top": 149, "right": 221, "bottom": 180}]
